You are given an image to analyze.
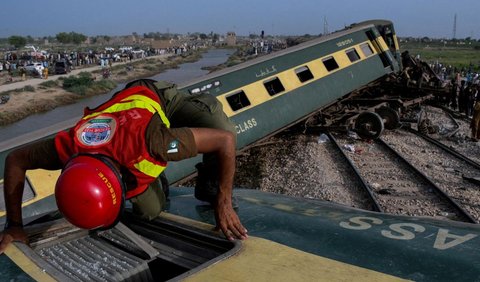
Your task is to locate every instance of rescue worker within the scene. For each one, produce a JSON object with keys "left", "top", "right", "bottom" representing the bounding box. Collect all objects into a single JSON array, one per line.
[{"left": 0, "top": 79, "right": 247, "bottom": 254}]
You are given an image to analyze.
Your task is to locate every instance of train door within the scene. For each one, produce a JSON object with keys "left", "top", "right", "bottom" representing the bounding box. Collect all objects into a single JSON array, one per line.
[{"left": 365, "top": 29, "right": 396, "bottom": 71}]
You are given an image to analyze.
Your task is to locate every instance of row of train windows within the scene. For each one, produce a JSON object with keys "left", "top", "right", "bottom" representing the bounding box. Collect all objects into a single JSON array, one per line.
[{"left": 226, "top": 43, "right": 374, "bottom": 112}]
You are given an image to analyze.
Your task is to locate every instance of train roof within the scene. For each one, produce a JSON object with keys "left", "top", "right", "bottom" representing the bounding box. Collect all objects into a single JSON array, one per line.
[
  {"left": 179, "top": 19, "right": 393, "bottom": 89},
  {"left": 2, "top": 187, "right": 478, "bottom": 281}
]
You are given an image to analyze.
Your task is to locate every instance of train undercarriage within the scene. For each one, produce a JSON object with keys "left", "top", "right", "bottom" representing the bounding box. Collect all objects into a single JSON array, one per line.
[{"left": 304, "top": 56, "right": 449, "bottom": 140}]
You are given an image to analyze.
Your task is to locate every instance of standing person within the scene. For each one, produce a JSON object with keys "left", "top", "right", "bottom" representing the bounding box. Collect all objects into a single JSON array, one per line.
[
  {"left": 471, "top": 85, "right": 480, "bottom": 141},
  {"left": 19, "top": 67, "right": 26, "bottom": 81},
  {"left": 466, "top": 83, "right": 477, "bottom": 117},
  {"left": 42, "top": 67, "right": 49, "bottom": 80},
  {"left": 458, "top": 80, "right": 466, "bottom": 114},
  {"left": 0, "top": 80, "right": 248, "bottom": 254}
]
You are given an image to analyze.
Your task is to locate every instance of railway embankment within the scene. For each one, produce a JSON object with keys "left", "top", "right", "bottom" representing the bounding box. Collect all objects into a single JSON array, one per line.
[{"left": 0, "top": 50, "right": 204, "bottom": 126}]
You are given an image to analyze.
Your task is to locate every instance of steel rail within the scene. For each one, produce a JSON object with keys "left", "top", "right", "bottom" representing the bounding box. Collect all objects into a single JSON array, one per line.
[
  {"left": 376, "top": 138, "right": 477, "bottom": 224},
  {"left": 404, "top": 127, "right": 480, "bottom": 171},
  {"left": 325, "top": 132, "right": 383, "bottom": 212}
]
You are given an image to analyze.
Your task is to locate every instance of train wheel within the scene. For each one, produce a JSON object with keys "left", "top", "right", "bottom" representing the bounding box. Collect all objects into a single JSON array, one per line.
[
  {"left": 354, "top": 111, "right": 384, "bottom": 139},
  {"left": 376, "top": 107, "right": 400, "bottom": 130}
]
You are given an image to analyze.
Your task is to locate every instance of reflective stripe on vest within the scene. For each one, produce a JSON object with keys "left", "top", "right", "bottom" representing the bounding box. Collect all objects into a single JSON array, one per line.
[
  {"left": 83, "top": 94, "right": 171, "bottom": 128},
  {"left": 134, "top": 159, "right": 165, "bottom": 178}
]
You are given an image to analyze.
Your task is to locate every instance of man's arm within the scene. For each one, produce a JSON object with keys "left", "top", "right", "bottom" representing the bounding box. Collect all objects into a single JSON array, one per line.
[
  {"left": 189, "top": 128, "right": 248, "bottom": 241},
  {"left": 0, "top": 139, "right": 61, "bottom": 254}
]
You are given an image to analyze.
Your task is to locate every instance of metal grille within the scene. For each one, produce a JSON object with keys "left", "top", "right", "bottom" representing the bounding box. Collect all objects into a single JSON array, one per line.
[{"left": 36, "top": 230, "right": 153, "bottom": 282}]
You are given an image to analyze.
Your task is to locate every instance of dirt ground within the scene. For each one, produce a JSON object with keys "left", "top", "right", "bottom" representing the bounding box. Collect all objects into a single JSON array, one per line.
[{"left": 0, "top": 53, "right": 180, "bottom": 126}]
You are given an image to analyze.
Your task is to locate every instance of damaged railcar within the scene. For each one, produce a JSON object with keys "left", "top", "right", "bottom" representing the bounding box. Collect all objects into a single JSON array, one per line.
[{"left": 168, "top": 19, "right": 431, "bottom": 182}]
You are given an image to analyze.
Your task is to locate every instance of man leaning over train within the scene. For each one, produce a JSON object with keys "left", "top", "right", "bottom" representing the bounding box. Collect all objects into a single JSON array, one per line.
[{"left": 0, "top": 79, "right": 248, "bottom": 254}]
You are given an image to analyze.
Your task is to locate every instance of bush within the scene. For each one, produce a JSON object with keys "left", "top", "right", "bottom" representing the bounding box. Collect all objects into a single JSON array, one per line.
[
  {"left": 23, "top": 85, "right": 35, "bottom": 92},
  {"left": 39, "top": 80, "right": 58, "bottom": 88},
  {"left": 67, "top": 85, "right": 89, "bottom": 96},
  {"left": 62, "top": 72, "right": 94, "bottom": 91},
  {"left": 67, "top": 78, "right": 117, "bottom": 96}
]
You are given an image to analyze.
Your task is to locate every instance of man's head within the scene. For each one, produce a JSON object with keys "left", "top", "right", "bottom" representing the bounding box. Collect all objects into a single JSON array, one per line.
[{"left": 55, "top": 154, "right": 125, "bottom": 230}]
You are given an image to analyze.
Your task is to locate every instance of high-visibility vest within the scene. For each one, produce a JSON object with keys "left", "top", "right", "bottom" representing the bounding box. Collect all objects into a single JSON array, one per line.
[{"left": 55, "top": 85, "right": 170, "bottom": 199}]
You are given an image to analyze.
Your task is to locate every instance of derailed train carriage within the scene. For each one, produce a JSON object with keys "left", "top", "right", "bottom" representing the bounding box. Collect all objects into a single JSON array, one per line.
[{"left": 0, "top": 19, "right": 479, "bottom": 281}]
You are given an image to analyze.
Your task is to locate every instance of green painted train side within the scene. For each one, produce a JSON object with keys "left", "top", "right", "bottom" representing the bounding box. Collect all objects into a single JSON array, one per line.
[
  {"left": 229, "top": 55, "right": 390, "bottom": 149},
  {"left": 3, "top": 188, "right": 478, "bottom": 281},
  {"left": 181, "top": 20, "right": 398, "bottom": 95},
  {"left": 166, "top": 188, "right": 480, "bottom": 282}
]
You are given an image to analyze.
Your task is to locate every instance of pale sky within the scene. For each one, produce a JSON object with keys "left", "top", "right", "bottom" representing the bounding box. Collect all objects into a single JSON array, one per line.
[{"left": 1, "top": 0, "right": 479, "bottom": 39}]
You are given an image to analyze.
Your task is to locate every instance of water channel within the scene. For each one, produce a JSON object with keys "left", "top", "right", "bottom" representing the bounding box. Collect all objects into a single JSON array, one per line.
[{"left": 0, "top": 49, "right": 233, "bottom": 142}]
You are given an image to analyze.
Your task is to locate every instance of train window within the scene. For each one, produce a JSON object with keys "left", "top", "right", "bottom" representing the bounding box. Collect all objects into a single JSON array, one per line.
[
  {"left": 295, "top": 66, "right": 314, "bottom": 82},
  {"left": 226, "top": 90, "right": 251, "bottom": 111},
  {"left": 346, "top": 48, "right": 360, "bottom": 62},
  {"left": 360, "top": 43, "right": 374, "bottom": 57},
  {"left": 263, "top": 77, "right": 285, "bottom": 96},
  {"left": 322, "top": 56, "right": 339, "bottom": 71}
]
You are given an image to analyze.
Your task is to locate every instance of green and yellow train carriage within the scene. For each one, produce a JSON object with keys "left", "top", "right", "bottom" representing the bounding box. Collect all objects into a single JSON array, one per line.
[
  {"left": 167, "top": 19, "right": 402, "bottom": 183},
  {"left": 181, "top": 20, "right": 401, "bottom": 149},
  {"left": 2, "top": 19, "right": 478, "bottom": 281}
]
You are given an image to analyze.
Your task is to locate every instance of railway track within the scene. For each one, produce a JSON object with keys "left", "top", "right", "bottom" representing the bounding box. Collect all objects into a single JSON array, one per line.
[
  {"left": 234, "top": 133, "right": 374, "bottom": 210},
  {"left": 234, "top": 104, "right": 480, "bottom": 225},
  {"left": 382, "top": 129, "right": 480, "bottom": 222},
  {"left": 331, "top": 132, "right": 477, "bottom": 223}
]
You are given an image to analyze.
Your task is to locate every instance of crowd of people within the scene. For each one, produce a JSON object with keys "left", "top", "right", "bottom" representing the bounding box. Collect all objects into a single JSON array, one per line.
[
  {"left": 431, "top": 66, "right": 480, "bottom": 141},
  {"left": 0, "top": 47, "right": 179, "bottom": 82}
]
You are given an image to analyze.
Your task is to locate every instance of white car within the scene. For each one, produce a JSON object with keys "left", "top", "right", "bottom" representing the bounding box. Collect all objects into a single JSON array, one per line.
[{"left": 25, "top": 62, "right": 44, "bottom": 74}]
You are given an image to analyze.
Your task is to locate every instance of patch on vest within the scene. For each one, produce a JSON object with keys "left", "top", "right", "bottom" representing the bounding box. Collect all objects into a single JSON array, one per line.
[
  {"left": 76, "top": 115, "right": 117, "bottom": 146},
  {"left": 167, "top": 139, "right": 179, "bottom": 154}
]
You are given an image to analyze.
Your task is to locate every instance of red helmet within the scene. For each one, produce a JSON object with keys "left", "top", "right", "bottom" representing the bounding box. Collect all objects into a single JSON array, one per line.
[{"left": 55, "top": 154, "right": 125, "bottom": 230}]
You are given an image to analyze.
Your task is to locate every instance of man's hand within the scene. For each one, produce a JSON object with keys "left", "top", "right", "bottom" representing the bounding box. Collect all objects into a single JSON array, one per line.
[
  {"left": 0, "top": 227, "right": 28, "bottom": 254},
  {"left": 214, "top": 196, "right": 248, "bottom": 241},
  {"left": 190, "top": 128, "right": 247, "bottom": 240}
]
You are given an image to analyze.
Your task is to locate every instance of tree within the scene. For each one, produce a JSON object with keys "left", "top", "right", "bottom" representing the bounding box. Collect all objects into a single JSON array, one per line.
[
  {"left": 70, "top": 32, "right": 87, "bottom": 44},
  {"left": 56, "top": 32, "right": 71, "bottom": 44},
  {"left": 56, "top": 32, "right": 86, "bottom": 44},
  {"left": 8, "top": 35, "right": 27, "bottom": 48}
]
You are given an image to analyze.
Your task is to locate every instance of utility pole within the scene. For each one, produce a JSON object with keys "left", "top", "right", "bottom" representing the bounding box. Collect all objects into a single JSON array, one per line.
[
  {"left": 323, "top": 16, "right": 329, "bottom": 35},
  {"left": 452, "top": 13, "right": 457, "bottom": 39}
]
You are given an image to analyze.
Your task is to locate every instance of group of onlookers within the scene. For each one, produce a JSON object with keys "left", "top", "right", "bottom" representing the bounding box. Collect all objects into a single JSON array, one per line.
[{"left": 443, "top": 73, "right": 480, "bottom": 141}]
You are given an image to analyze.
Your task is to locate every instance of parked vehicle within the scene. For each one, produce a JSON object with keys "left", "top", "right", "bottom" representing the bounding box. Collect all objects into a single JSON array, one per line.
[
  {"left": 54, "top": 60, "right": 71, "bottom": 74},
  {"left": 24, "top": 62, "right": 44, "bottom": 75}
]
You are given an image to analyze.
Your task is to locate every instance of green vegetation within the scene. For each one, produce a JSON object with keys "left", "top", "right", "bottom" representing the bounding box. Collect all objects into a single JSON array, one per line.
[
  {"left": 39, "top": 80, "right": 59, "bottom": 88},
  {"left": 400, "top": 39, "right": 480, "bottom": 73},
  {"left": 23, "top": 85, "right": 35, "bottom": 92},
  {"left": 8, "top": 35, "right": 27, "bottom": 48},
  {"left": 62, "top": 72, "right": 117, "bottom": 96}
]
